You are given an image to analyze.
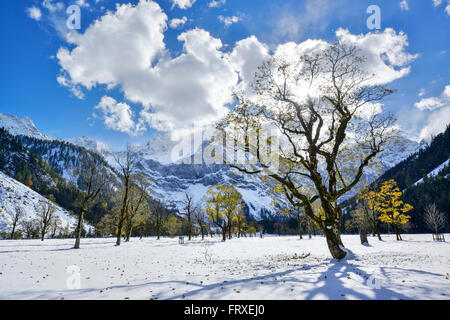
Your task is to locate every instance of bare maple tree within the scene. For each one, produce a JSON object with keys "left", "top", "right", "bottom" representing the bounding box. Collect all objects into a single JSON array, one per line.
[
  {"left": 177, "top": 191, "right": 199, "bottom": 241},
  {"left": 219, "top": 43, "right": 397, "bottom": 259},
  {"left": 38, "top": 196, "right": 57, "bottom": 241},
  {"left": 8, "top": 207, "right": 24, "bottom": 239},
  {"left": 424, "top": 203, "right": 446, "bottom": 236},
  {"left": 124, "top": 173, "right": 150, "bottom": 242},
  {"left": 71, "top": 156, "right": 107, "bottom": 249},
  {"left": 114, "top": 145, "right": 137, "bottom": 246}
]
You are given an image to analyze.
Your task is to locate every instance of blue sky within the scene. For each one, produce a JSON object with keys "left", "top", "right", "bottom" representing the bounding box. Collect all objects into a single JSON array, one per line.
[{"left": 0, "top": 0, "right": 449, "bottom": 150}]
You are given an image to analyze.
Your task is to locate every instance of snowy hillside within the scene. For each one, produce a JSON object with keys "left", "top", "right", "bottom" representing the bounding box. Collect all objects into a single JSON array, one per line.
[
  {"left": 0, "top": 171, "right": 86, "bottom": 234},
  {"left": 414, "top": 157, "right": 450, "bottom": 186},
  {"left": 65, "top": 136, "right": 113, "bottom": 155}
]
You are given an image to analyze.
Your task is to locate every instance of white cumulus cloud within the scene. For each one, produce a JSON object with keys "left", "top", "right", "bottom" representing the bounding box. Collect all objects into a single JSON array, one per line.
[
  {"left": 55, "top": 1, "right": 417, "bottom": 137},
  {"left": 170, "top": 0, "right": 197, "bottom": 10},
  {"left": 94, "top": 96, "right": 143, "bottom": 135},
  {"left": 169, "top": 16, "right": 187, "bottom": 29},
  {"left": 27, "top": 7, "right": 42, "bottom": 21},
  {"left": 414, "top": 85, "right": 450, "bottom": 140},
  {"left": 209, "top": 0, "right": 226, "bottom": 8},
  {"left": 218, "top": 15, "right": 241, "bottom": 27},
  {"left": 400, "top": 0, "right": 409, "bottom": 10}
]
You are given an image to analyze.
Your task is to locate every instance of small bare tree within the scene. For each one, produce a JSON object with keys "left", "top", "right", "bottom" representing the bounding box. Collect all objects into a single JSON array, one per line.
[
  {"left": 124, "top": 173, "right": 150, "bottom": 242},
  {"left": 193, "top": 207, "right": 208, "bottom": 240},
  {"left": 38, "top": 196, "right": 57, "bottom": 241},
  {"left": 177, "top": 191, "right": 199, "bottom": 241},
  {"left": 424, "top": 203, "right": 446, "bottom": 237},
  {"left": 71, "top": 157, "right": 107, "bottom": 249},
  {"left": 8, "top": 207, "right": 25, "bottom": 239},
  {"left": 114, "top": 145, "right": 137, "bottom": 246},
  {"left": 150, "top": 200, "right": 168, "bottom": 240},
  {"left": 51, "top": 217, "right": 61, "bottom": 239},
  {"left": 21, "top": 219, "right": 40, "bottom": 239},
  {"left": 351, "top": 205, "right": 372, "bottom": 244}
]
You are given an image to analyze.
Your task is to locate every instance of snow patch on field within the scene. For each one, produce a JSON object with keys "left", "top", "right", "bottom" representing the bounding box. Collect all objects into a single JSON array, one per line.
[{"left": 0, "top": 234, "right": 448, "bottom": 300}]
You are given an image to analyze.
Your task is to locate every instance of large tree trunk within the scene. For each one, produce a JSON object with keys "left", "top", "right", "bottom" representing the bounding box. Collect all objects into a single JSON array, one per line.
[
  {"left": 74, "top": 209, "right": 85, "bottom": 249},
  {"left": 394, "top": 225, "right": 402, "bottom": 241},
  {"left": 298, "top": 217, "right": 303, "bottom": 240},
  {"left": 116, "top": 220, "right": 123, "bottom": 246},
  {"left": 323, "top": 228, "right": 346, "bottom": 259},
  {"left": 374, "top": 222, "right": 382, "bottom": 241},
  {"left": 10, "top": 221, "right": 17, "bottom": 240},
  {"left": 188, "top": 216, "right": 192, "bottom": 241},
  {"left": 125, "top": 225, "right": 132, "bottom": 242},
  {"left": 359, "top": 228, "right": 368, "bottom": 244}
]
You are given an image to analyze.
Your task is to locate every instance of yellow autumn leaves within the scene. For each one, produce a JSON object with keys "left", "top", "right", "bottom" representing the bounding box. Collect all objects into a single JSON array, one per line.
[{"left": 362, "top": 179, "right": 413, "bottom": 226}]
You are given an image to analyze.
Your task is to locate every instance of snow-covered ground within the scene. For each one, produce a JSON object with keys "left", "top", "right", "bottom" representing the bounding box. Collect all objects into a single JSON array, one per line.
[{"left": 0, "top": 234, "right": 449, "bottom": 300}]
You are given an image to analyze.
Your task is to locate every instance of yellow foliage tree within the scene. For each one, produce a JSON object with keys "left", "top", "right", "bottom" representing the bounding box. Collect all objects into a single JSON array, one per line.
[
  {"left": 375, "top": 179, "right": 413, "bottom": 240},
  {"left": 203, "top": 184, "right": 243, "bottom": 241}
]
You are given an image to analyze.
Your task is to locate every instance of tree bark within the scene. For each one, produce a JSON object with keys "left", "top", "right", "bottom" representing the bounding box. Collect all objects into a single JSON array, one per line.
[
  {"left": 188, "top": 215, "right": 192, "bottom": 241},
  {"left": 324, "top": 228, "right": 346, "bottom": 259},
  {"left": 374, "top": 222, "right": 382, "bottom": 241},
  {"left": 74, "top": 208, "right": 85, "bottom": 249},
  {"left": 359, "top": 228, "right": 368, "bottom": 244},
  {"left": 10, "top": 220, "right": 17, "bottom": 240},
  {"left": 298, "top": 217, "right": 303, "bottom": 240}
]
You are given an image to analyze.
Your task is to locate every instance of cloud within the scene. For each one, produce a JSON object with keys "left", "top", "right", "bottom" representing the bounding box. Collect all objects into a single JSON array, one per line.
[
  {"left": 169, "top": 16, "right": 187, "bottom": 29},
  {"left": 27, "top": 7, "right": 42, "bottom": 21},
  {"left": 129, "top": 28, "right": 238, "bottom": 135},
  {"left": 419, "top": 106, "right": 450, "bottom": 141},
  {"left": 270, "top": 0, "right": 347, "bottom": 42},
  {"left": 414, "top": 85, "right": 450, "bottom": 140},
  {"left": 230, "top": 36, "right": 270, "bottom": 94},
  {"left": 170, "top": 0, "right": 197, "bottom": 10},
  {"left": 57, "top": 0, "right": 167, "bottom": 90},
  {"left": 76, "top": 0, "right": 90, "bottom": 8},
  {"left": 208, "top": 0, "right": 226, "bottom": 8},
  {"left": 57, "top": 74, "right": 85, "bottom": 99},
  {"left": 432, "top": 0, "right": 450, "bottom": 15},
  {"left": 42, "top": 0, "right": 64, "bottom": 12},
  {"left": 415, "top": 85, "right": 450, "bottom": 111},
  {"left": 218, "top": 15, "right": 241, "bottom": 27},
  {"left": 56, "top": 1, "right": 416, "bottom": 137},
  {"left": 400, "top": 0, "right": 409, "bottom": 10},
  {"left": 336, "top": 28, "right": 419, "bottom": 85},
  {"left": 418, "top": 88, "right": 426, "bottom": 97},
  {"left": 94, "top": 96, "right": 143, "bottom": 135}
]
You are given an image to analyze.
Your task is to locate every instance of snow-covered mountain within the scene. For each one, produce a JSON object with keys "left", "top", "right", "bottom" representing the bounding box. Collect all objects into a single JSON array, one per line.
[
  {"left": 0, "top": 111, "right": 421, "bottom": 220},
  {"left": 0, "top": 111, "right": 54, "bottom": 141},
  {"left": 0, "top": 171, "right": 87, "bottom": 234},
  {"left": 66, "top": 136, "right": 113, "bottom": 155}
]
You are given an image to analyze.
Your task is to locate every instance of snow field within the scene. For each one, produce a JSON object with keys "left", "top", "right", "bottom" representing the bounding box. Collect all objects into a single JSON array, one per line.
[{"left": 0, "top": 234, "right": 449, "bottom": 300}]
